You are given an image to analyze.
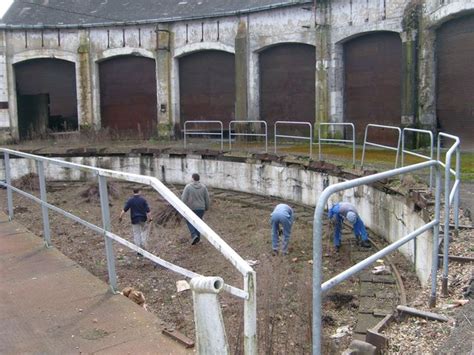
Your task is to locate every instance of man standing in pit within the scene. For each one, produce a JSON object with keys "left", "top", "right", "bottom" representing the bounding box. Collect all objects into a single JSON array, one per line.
[
  {"left": 328, "top": 201, "right": 371, "bottom": 252},
  {"left": 270, "top": 203, "right": 294, "bottom": 256},
  {"left": 119, "top": 188, "right": 152, "bottom": 251},
  {"left": 181, "top": 173, "right": 210, "bottom": 245}
]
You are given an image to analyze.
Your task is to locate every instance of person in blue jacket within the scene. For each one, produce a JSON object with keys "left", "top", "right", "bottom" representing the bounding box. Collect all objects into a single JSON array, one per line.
[
  {"left": 328, "top": 202, "right": 371, "bottom": 252},
  {"left": 270, "top": 203, "right": 294, "bottom": 255}
]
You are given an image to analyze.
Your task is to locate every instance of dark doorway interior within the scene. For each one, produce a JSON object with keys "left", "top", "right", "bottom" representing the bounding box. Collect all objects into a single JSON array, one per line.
[
  {"left": 259, "top": 43, "right": 315, "bottom": 137},
  {"left": 99, "top": 55, "right": 157, "bottom": 138},
  {"left": 14, "top": 58, "right": 78, "bottom": 139},
  {"left": 179, "top": 50, "right": 235, "bottom": 131},
  {"left": 344, "top": 32, "right": 402, "bottom": 145},
  {"left": 437, "top": 15, "right": 474, "bottom": 148}
]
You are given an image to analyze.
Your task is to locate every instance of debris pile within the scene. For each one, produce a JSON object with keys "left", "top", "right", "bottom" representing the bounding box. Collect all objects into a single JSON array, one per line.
[
  {"left": 12, "top": 173, "right": 41, "bottom": 191},
  {"left": 154, "top": 205, "right": 181, "bottom": 227},
  {"left": 80, "top": 181, "right": 120, "bottom": 202}
]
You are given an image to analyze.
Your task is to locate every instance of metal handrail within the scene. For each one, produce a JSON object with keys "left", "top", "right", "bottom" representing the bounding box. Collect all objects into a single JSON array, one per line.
[
  {"left": 183, "top": 120, "right": 224, "bottom": 151},
  {"left": 274, "top": 121, "right": 313, "bottom": 157},
  {"left": 361, "top": 124, "right": 402, "bottom": 169},
  {"left": 436, "top": 132, "right": 461, "bottom": 297},
  {"left": 312, "top": 160, "right": 442, "bottom": 354},
  {"left": 401, "top": 128, "right": 434, "bottom": 190},
  {"left": 317, "top": 122, "right": 355, "bottom": 167},
  {"left": 1, "top": 148, "right": 257, "bottom": 355},
  {"left": 229, "top": 120, "right": 268, "bottom": 153}
]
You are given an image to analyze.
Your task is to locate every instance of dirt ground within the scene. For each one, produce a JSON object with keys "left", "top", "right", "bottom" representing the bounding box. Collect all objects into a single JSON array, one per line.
[{"left": 1, "top": 177, "right": 423, "bottom": 354}]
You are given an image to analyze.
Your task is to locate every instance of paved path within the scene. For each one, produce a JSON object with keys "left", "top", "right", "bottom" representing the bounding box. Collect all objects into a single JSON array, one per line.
[{"left": 0, "top": 212, "right": 193, "bottom": 355}]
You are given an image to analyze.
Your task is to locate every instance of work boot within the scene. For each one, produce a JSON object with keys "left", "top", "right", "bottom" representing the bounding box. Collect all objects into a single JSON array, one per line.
[
  {"left": 272, "top": 250, "right": 278, "bottom": 256},
  {"left": 335, "top": 245, "right": 341, "bottom": 253},
  {"left": 191, "top": 235, "right": 201, "bottom": 245},
  {"left": 360, "top": 240, "right": 371, "bottom": 248}
]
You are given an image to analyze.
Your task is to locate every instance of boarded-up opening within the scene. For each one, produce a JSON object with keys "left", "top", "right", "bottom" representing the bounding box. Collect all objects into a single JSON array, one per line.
[
  {"left": 259, "top": 43, "right": 315, "bottom": 135},
  {"left": 437, "top": 15, "right": 474, "bottom": 148},
  {"left": 14, "top": 58, "right": 78, "bottom": 139},
  {"left": 179, "top": 50, "right": 235, "bottom": 131},
  {"left": 344, "top": 32, "right": 402, "bottom": 144},
  {"left": 99, "top": 55, "right": 157, "bottom": 137}
]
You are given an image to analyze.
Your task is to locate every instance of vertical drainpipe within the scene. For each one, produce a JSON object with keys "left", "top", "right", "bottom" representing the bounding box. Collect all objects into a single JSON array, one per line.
[{"left": 190, "top": 276, "right": 229, "bottom": 355}]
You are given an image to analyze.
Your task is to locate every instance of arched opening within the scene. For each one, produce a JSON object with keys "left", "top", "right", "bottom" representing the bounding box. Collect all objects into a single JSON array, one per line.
[
  {"left": 179, "top": 50, "right": 235, "bottom": 130},
  {"left": 344, "top": 32, "right": 402, "bottom": 144},
  {"left": 14, "top": 58, "right": 78, "bottom": 139},
  {"left": 99, "top": 55, "right": 157, "bottom": 137},
  {"left": 436, "top": 14, "right": 474, "bottom": 148},
  {"left": 259, "top": 43, "right": 315, "bottom": 131}
]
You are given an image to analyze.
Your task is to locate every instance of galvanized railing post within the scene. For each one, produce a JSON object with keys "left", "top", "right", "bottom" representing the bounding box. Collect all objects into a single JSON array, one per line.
[
  {"left": 98, "top": 174, "right": 117, "bottom": 292},
  {"left": 244, "top": 270, "right": 257, "bottom": 355},
  {"left": 429, "top": 163, "right": 442, "bottom": 307},
  {"left": 4, "top": 152, "right": 14, "bottom": 220},
  {"left": 36, "top": 160, "right": 51, "bottom": 247},
  {"left": 453, "top": 147, "right": 460, "bottom": 234}
]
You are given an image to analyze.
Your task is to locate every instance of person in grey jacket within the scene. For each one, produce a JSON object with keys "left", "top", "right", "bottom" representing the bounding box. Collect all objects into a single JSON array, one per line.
[{"left": 181, "top": 173, "right": 210, "bottom": 245}]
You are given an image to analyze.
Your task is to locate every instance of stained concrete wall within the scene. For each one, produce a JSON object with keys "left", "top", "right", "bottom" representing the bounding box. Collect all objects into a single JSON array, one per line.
[{"left": 1, "top": 153, "right": 433, "bottom": 285}]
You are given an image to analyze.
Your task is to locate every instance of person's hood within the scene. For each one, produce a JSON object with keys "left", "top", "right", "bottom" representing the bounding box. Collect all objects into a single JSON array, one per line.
[{"left": 191, "top": 181, "right": 203, "bottom": 189}]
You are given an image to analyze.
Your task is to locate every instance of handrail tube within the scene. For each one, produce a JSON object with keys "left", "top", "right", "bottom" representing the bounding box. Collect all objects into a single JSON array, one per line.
[
  {"left": 184, "top": 120, "right": 224, "bottom": 150},
  {"left": 401, "top": 128, "right": 434, "bottom": 190},
  {"left": 274, "top": 121, "right": 313, "bottom": 157},
  {"left": 1, "top": 148, "right": 256, "bottom": 354},
  {"left": 437, "top": 132, "right": 461, "bottom": 296},
  {"left": 312, "top": 160, "right": 441, "bottom": 355},
  {"left": 229, "top": 120, "right": 268, "bottom": 153},
  {"left": 361, "top": 124, "right": 402, "bottom": 169},
  {"left": 4, "top": 153, "right": 13, "bottom": 220},
  {"left": 322, "top": 221, "right": 436, "bottom": 292},
  {"left": 317, "top": 123, "right": 355, "bottom": 167}
]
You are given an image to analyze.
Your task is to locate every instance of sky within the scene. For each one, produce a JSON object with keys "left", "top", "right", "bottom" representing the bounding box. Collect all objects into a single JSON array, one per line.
[{"left": 0, "top": 0, "right": 13, "bottom": 19}]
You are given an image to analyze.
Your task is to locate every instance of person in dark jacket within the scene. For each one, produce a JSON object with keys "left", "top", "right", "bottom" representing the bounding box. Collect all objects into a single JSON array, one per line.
[
  {"left": 119, "top": 188, "right": 152, "bottom": 249},
  {"left": 181, "top": 173, "right": 210, "bottom": 245},
  {"left": 271, "top": 203, "right": 294, "bottom": 255},
  {"left": 328, "top": 201, "right": 371, "bottom": 252}
]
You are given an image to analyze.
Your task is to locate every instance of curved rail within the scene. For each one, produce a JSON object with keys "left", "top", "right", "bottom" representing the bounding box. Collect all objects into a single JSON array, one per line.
[{"left": 361, "top": 124, "right": 402, "bottom": 169}]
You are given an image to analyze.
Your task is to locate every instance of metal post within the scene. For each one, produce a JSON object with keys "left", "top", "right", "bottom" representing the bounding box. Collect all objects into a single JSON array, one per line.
[
  {"left": 244, "top": 270, "right": 257, "bottom": 355},
  {"left": 442, "top": 150, "right": 450, "bottom": 297},
  {"left": 36, "top": 160, "right": 51, "bottom": 247},
  {"left": 453, "top": 147, "right": 460, "bottom": 234},
  {"left": 360, "top": 126, "right": 368, "bottom": 169},
  {"left": 351, "top": 125, "right": 355, "bottom": 169},
  {"left": 98, "top": 174, "right": 117, "bottom": 292},
  {"left": 318, "top": 124, "right": 322, "bottom": 161},
  {"left": 274, "top": 123, "right": 277, "bottom": 154},
  {"left": 430, "top": 164, "right": 442, "bottom": 307},
  {"left": 394, "top": 130, "right": 402, "bottom": 168},
  {"left": 4, "top": 152, "right": 13, "bottom": 220}
]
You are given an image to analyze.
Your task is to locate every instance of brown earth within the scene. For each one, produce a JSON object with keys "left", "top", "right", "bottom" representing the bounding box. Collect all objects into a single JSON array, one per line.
[{"left": 0, "top": 179, "right": 420, "bottom": 354}]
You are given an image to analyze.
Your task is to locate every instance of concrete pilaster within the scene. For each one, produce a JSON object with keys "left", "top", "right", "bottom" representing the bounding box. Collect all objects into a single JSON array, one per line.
[
  {"left": 156, "top": 26, "right": 172, "bottom": 138},
  {"left": 77, "top": 30, "right": 93, "bottom": 129},
  {"left": 235, "top": 20, "right": 248, "bottom": 121},
  {"left": 401, "top": 30, "right": 417, "bottom": 127}
]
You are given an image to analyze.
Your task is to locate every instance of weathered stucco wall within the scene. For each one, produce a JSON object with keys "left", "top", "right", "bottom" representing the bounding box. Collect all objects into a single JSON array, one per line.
[{"left": 2, "top": 153, "right": 433, "bottom": 285}]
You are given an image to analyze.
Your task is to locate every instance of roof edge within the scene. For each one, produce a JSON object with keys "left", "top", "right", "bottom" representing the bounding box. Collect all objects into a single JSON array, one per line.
[{"left": 0, "top": 1, "right": 313, "bottom": 30}]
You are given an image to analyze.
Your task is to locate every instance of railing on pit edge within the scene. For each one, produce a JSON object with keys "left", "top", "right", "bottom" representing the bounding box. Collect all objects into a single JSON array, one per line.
[
  {"left": 229, "top": 120, "right": 268, "bottom": 153},
  {"left": 274, "top": 121, "right": 313, "bottom": 158},
  {"left": 436, "top": 132, "right": 461, "bottom": 297},
  {"left": 0, "top": 148, "right": 257, "bottom": 355},
  {"left": 317, "top": 122, "right": 355, "bottom": 167},
  {"left": 312, "top": 160, "right": 442, "bottom": 355},
  {"left": 361, "top": 124, "right": 402, "bottom": 169},
  {"left": 401, "top": 128, "right": 434, "bottom": 190},
  {"left": 183, "top": 120, "right": 224, "bottom": 151}
]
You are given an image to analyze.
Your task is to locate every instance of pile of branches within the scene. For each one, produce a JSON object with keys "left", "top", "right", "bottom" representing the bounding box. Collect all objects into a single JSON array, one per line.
[
  {"left": 12, "top": 173, "right": 41, "bottom": 191},
  {"left": 80, "top": 181, "right": 121, "bottom": 203},
  {"left": 153, "top": 204, "right": 181, "bottom": 227}
]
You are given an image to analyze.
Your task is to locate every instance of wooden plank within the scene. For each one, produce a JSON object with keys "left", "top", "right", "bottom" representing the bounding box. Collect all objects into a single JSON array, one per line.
[{"left": 162, "top": 328, "right": 195, "bottom": 348}]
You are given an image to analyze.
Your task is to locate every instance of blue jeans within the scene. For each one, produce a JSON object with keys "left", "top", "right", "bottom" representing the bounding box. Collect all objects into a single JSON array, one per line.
[
  {"left": 333, "top": 215, "right": 368, "bottom": 247},
  {"left": 271, "top": 213, "right": 292, "bottom": 253},
  {"left": 186, "top": 209, "right": 205, "bottom": 239}
]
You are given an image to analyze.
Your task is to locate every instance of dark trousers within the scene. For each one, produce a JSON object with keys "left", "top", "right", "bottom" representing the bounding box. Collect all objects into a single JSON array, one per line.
[{"left": 186, "top": 209, "right": 205, "bottom": 238}]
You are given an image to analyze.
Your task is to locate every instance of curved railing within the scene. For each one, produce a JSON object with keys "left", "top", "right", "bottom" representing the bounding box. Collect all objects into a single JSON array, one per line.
[{"left": 0, "top": 148, "right": 257, "bottom": 355}]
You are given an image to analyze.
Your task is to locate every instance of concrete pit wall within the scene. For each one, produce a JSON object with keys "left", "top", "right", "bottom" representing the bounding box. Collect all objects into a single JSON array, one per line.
[{"left": 2, "top": 153, "right": 432, "bottom": 285}]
